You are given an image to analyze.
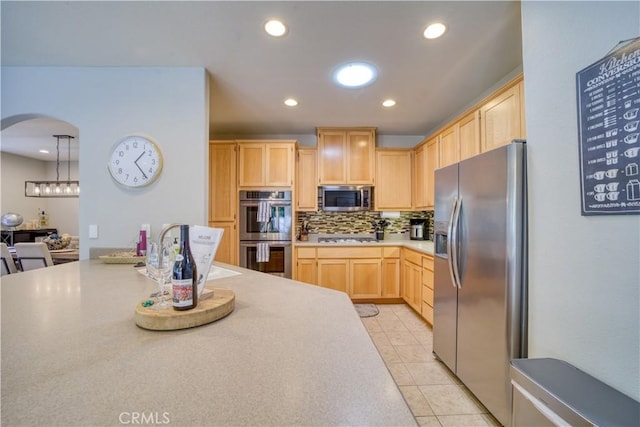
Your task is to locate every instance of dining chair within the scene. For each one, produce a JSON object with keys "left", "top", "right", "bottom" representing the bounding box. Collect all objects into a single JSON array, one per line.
[
  {"left": 1, "top": 243, "right": 18, "bottom": 275},
  {"left": 15, "top": 242, "right": 54, "bottom": 271}
]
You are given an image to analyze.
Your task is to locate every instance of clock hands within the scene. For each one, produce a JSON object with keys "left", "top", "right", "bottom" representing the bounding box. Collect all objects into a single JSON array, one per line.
[{"left": 134, "top": 151, "right": 148, "bottom": 179}]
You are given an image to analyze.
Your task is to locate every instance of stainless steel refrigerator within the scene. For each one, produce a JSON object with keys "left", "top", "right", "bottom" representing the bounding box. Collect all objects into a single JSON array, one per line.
[{"left": 433, "top": 140, "right": 528, "bottom": 427}]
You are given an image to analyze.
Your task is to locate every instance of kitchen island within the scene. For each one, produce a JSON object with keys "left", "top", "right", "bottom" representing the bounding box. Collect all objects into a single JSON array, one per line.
[{"left": 1, "top": 261, "right": 416, "bottom": 426}]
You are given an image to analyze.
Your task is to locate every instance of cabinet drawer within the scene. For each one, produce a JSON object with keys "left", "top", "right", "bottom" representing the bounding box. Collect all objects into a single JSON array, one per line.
[
  {"left": 422, "top": 255, "right": 434, "bottom": 271},
  {"left": 422, "top": 284, "right": 434, "bottom": 305},
  {"left": 383, "top": 246, "right": 400, "bottom": 258},
  {"left": 296, "top": 247, "right": 316, "bottom": 259},
  {"left": 422, "top": 269, "right": 434, "bottom": 289},
  {"left": 421, "top": 301, "right": 433, "bottom": 325},
  {"left": 317, "top": 247, "right": 382, "bottom": 259},
  {"left": 403, "top": 249, "right": 422, "bottom": 266}
]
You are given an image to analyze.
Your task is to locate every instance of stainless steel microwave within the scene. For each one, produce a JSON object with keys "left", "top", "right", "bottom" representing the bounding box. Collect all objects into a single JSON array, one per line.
[{"left": 321, "top": 186, "right": 372, "bottom": 212}]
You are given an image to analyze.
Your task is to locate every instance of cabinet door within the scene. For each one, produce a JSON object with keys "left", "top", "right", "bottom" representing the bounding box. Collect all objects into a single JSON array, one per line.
[
  {"left": 382, "top": 258, "right": 400, "bottom": 297},
  {"left": 347, "top": 130, "right": 375, "bottom": 184},
  {"left": 317, "top": 259, "right": 349, "bottom": 293},
  {"left": 318, "top": 130, "right": 347, "bottom": 184},
  {"left": 266, "top": 143, "right": 293, "bottom": 186},
  {"left": 296, "top": 259, "right": 317, "bottom": 285},
  {"left": 238, "top": 143, "right": 265, "bottom": 187},
  {"left": 439, "top": 125, "right": 459, "bottom": 168},
  {"left": 296, "top": 148, "right": 318, "bottom": 211},
  {"left": 459, "top": 111, "right": 480, "bottom": 161},
  {"left": 375, "top": 150, "right": 412, "bottom": 210},
  {"left": 402, "top": 259, "right": 422, "bottom": 312},
  {"left": 425, "top": 138, "right": 439, "bottom": 208},
  {"left": 350, "top": 259, "right": 382, "bottom": 298},
  {"left": 209, "top": 221, "right": 237, "bottom": 265},
  {"left": 209, "top": 142, "right": 237, "bottom": 222},
  {"left": 519, "top": 80, "right": 527, "bottom": 139},
  {"left": 413, "top": 145, "right": 426, "bottom": 209},
  {"left": 480, "top": 84, "right": 521, "bottom": 152}
]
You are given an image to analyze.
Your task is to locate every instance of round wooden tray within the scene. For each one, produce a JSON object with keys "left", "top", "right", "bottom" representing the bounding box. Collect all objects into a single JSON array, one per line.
[{"left": 135, "top": 287, "right": 235, "bottom": 331}]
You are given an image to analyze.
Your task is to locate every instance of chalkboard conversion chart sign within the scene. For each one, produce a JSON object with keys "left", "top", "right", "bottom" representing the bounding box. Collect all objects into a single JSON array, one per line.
[{"left": 577, "top": 37, "right": 640, "bottom": 215}]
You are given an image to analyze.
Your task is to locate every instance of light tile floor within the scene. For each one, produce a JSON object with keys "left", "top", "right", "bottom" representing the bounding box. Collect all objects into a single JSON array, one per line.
[{"left": 360, "top": 304, "right": 501, "bottom": 427}]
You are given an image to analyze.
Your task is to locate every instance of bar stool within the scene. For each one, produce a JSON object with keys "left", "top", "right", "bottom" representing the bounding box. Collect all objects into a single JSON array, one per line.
[
  {"left": 15, "top": 242, "right": 54, "bottom": 271},
  {"left": 1, "top": 243, "right": 18, "bottom": 275}
]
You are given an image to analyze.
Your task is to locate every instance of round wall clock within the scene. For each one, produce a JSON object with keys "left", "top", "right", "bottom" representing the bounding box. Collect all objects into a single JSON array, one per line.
[{"left": 107, "top": 135, "right": 163, "bottom": 188}]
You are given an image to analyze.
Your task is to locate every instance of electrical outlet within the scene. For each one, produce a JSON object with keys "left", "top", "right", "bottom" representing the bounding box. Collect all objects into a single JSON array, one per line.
[{"left": 89, "top": 224, "right": 98, "bottom": 239}]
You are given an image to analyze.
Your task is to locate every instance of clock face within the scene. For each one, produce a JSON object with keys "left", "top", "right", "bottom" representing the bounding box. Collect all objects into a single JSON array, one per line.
[{"left": 107, "top": 135, "right": 163, "bottom": 188}]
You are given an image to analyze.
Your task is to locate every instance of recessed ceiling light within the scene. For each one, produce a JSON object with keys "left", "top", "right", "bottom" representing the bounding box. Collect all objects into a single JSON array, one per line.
[
  {"left": 382, "top": 99, "right": 396, "bottom": 107},
  {"left": 284, "top": 98, "right": 298, "bottom": 107},
  {"left": 264, "top": 19, "right": 287, "bottom": 37},
  {"left": 333, "top": 62, "right": 378, "bottom": 88},
  {"left": 424, "top": 22, "right": 446, "bottom": 39},
  {"left": 39, "top": 149, "right": 49, "bottom": 154}
]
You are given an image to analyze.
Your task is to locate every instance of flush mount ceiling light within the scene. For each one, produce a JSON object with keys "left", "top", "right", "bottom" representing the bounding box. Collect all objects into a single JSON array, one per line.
[
  {"left": 382, "top": 99, "right": 396, "bottom": 107},
  {"left": 264, "top": 19, "right": 287, "bottom": 37},
  {"left": 25, "top": 135, "right": 79, "bottom": 198},
  {"left": 333, "top": 62, "right": 377, "bottom": 88},
  {"left": 284, "top": 98, "right": 298, "bottom": 107},
  {"left": 424, "top": 22, "right": 447, "bottom": 39}
]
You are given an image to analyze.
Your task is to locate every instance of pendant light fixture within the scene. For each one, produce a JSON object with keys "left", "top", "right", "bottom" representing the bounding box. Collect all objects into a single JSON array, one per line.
[{"left": 25, "top": 135, "right": 80, "bottom": 198}]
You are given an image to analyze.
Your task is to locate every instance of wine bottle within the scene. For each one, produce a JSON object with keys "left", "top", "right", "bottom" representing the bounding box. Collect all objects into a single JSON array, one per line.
[{"left": 172, "top": 225, "right": 198, "bottom": 311}]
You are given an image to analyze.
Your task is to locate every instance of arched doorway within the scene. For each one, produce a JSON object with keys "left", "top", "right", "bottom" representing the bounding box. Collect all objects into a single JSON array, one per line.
[{"left": 0, "top": 115, "right": 80, "bottom": 239}]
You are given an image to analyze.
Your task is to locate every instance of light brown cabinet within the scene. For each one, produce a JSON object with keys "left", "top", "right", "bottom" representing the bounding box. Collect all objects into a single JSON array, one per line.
[
  {"left": 421, "top": 254, "right": 434, "bottom": 326},
  {"left": 439, "top": 125, "right": 459, "bottom": 168},
  {"left": 209, "top": 141, "right": 238, "bottom": 265},
  {"left": 296, "top": 148, "right": 318, "bottom": 211},
  {"left": 413, "top": 137, "right": 439, "bottom": 210},
  {"left": 402, "top": 249, "right": 423, "bottom": 312},
  {"left": 237, "top": 140, "right": 295, "bottom": 187},
  {"left": 459, "top": 111, "right": 481, "bottom": 161},
  {"left": 294, "top": 246, "right": 400, "bottom": 299},
  {"left": 375, "top": 149, "right": 412, "bottom": 210},
  {"left": 480, "top": 82, "right": 523, "bottom": 152},
  {"left": 317, "top": 127, "right": 376, "bottom": 185}
]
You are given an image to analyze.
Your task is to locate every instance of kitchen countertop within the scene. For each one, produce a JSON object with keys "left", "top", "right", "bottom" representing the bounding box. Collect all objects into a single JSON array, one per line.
[
  {"left": 295, "top": 233, "right": 435, "bottom": 255},
  {"left": 1, "top": 260, "right": 416, "bottom": 426}
]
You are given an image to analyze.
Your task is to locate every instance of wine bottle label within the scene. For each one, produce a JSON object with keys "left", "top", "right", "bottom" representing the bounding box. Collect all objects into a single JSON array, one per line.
[{"left": 172, "top": 278, "right": 194, "bottom": 307}]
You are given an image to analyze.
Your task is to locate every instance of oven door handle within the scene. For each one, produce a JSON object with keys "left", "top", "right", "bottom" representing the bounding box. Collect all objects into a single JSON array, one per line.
[
  {"left": 239, "top": 202, "right": 292, "bottom": 207},
  {"left": 240, "top": 242, "right": 292, "bottom": 248}
]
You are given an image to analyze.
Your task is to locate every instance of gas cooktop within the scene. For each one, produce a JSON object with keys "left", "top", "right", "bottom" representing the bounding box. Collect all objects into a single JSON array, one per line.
[{"left": 317, "top": 237, "right": 378, "bottom": 244}]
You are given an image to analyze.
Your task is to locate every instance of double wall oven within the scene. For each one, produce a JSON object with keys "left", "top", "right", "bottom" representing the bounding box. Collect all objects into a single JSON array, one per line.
[{"left": 239, "top": 191, "right": 292, "bottom": 278}]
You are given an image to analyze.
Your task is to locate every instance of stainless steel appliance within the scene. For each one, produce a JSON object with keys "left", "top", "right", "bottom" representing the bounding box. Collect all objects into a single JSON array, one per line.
[
  {"left": 433, "top": 140, "right": 528, "bottom": 427},
  {"left": 239, "top": 191, "right": 292, "bottom": 278},
  {"left": 321, "top": 186, "right": 372, "bottom": 211},
  {"left": 409, "top": 218, "right": 426, "bottom": 240}
]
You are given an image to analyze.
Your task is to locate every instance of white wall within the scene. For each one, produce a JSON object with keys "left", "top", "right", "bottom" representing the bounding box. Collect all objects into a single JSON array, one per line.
[
  {"left": 522, "top": 1, "right": 640, "bottom": 400},
  {"left": 1, "top": 67, "right": 210, "bottom": 259}
]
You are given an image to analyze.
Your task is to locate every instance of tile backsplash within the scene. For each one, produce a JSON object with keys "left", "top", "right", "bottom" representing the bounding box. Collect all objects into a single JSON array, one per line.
[{"left": 297, "top": 210, "right": 433, "bottom": 236}]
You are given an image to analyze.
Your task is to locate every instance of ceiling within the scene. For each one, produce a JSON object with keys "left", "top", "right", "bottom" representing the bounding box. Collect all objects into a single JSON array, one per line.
[{"left": 0, "top": 1, "right": 523, "bottom": 161}]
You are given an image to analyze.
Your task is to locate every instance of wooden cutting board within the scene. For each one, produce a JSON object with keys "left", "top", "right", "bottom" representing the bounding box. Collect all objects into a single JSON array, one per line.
[{"left": 135, "top": 287, "right": 235, "bottom": 331}]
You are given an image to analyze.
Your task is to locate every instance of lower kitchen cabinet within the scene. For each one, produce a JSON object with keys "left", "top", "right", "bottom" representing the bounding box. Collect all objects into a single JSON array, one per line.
[
  {"left": 402, "top": 256, "right": 422, "bottom": 313},
  {"left": 294, "top": 246, "right": 401, "bottom": 299},
  {"left": 317, "top": 259, "right": 349, "bottom": 293},
  {"left": 421, "top": 254, "right": 434, "bottom": 325},
  {"left": 209, "top": 221, "right": 237, "bottom": 265}
]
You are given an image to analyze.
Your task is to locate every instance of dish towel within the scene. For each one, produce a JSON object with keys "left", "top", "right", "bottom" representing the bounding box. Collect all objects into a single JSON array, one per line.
[
  {"left": 256, "top": 242, "right": 270, "bottom": 263},
  {"left": 257, "top": 201, "right": 271, "bottom": 223}
]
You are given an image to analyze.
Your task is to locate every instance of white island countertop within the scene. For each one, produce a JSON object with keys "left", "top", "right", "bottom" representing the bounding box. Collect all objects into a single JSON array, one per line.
[{"left": 1, "top": 260, "right": 416, "bottom": 426}]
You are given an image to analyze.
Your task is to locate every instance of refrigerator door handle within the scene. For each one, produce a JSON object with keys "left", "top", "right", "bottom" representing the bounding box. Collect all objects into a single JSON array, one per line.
[
  {"left": 451, "top": 197, "right": 462, "bottom": 288},
  {"left": 446, "top": 197, "right": 459, "bottom": 288}
]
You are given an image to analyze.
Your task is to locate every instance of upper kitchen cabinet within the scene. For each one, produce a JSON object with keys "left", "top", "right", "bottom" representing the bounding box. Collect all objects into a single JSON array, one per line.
[
  {"left": 209, "top": 141, "right": 237, "bottom": 222},
  {"left": 459, "top": 110, "right": 481, "bottom": 161},
  {"left": 237, "top": 140, "right": 295, "bottom": 188},
  {"left": 413, "top": 137, "right": 439, "bottom": 210},
  {"left": 480, "top": 77, "right": 525, "bottom": 152},
  {"left": 296, "top": 147, "right": 318, "bottom": 211},
  {"left": 317, "top": 127, "right": 376, "bottom": 185},
  {"left": 439, "top": 124, "right": 460, "bottom": 168},
  {"left": 375, "top": 149, "right": 412, "bottom": 210}
]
